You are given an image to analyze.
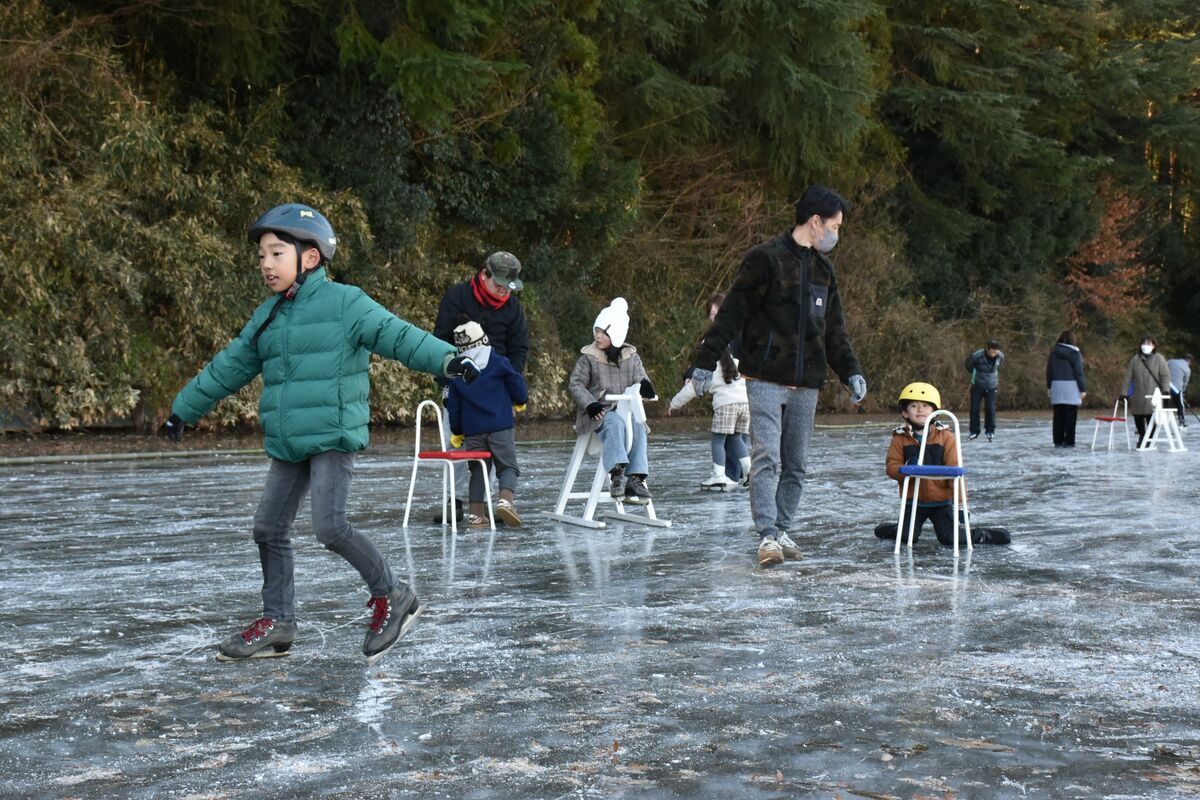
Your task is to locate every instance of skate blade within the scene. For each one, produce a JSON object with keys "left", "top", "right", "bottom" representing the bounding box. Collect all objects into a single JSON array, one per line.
[
  {"left": 215, "top": 648, "right": 292, "bottom": 663},
  {"left": 365, "top": 603, "right": 425, "bottom": 666}
]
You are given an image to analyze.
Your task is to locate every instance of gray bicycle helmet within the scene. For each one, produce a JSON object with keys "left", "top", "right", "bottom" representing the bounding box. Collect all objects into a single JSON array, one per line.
[{"left": 247, "top": 204, "right": 337, "bottom": 262}]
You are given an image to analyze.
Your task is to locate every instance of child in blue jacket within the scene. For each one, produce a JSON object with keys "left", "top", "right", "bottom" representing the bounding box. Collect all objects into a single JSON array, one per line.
[{"left": 446, "top": 319, "right": 529, "bottom": 527}]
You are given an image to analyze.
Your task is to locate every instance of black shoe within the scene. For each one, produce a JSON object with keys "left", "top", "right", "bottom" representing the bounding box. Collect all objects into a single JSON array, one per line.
[
  {"left": 986, "top": 433, "right": 994, "bottom": 442},
  {"left": 363, "top": 584, "right": 423, "bottom": 661},
  {"left": 432, "top": 499, "right": 464, "bottom": 525},
  {"left": 609, "top": 466, "right": 626, "bottom": 499},
  {"left": 976, "top": 527, "right": 1011, "bottom": 545},
  {"left": 624, "top": 474, "right": 652, "bottom": 505}
]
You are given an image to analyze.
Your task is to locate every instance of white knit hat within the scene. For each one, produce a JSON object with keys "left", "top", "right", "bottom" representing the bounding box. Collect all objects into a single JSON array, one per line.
[
  {"left": 593, "top": 297, "right": 630, "bottom": 348},
  {"left": 453, "top": 320, "right": 489, "bottom": 352}
]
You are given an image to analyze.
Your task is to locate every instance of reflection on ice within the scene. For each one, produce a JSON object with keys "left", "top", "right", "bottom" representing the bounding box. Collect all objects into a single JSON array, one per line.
[{"left": 1, "top": 418, "right": 1199, "bottom": 798}]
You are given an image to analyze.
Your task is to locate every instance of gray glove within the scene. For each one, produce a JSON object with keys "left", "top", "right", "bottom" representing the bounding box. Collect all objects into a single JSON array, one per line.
[
  {"left": 690, "top": 367, "right": 714, "bottom": 395},
  {"left": 849, "top": 374, "right": 868, "bottom": 404}
]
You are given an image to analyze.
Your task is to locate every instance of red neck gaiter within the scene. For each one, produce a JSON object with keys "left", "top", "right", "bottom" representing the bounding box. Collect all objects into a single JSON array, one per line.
[{"left": 472, "top": 272, "right": 509, "bottom": 310}]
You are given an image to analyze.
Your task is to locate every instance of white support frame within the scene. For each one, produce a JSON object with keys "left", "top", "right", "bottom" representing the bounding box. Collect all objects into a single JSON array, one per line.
[
  {"left": 1138, "top": 388, "right": 1187, "bottom": 452},
  {"left": 401, "top": 399, "right": 495, "bottom": 534},
  {"left": 547, "top": 385, "right": 672, "bottom": 529},
  {"left": 1091, "top": 397, "right": 1131, "bottom": 451},
  {"left": 894, "top": 409, "right": 972, "bottom": 556}
]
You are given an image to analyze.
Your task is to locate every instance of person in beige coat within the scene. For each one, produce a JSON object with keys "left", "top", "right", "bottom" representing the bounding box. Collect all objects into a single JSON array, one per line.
[{"left": 1123, "top": 335, "right": 1172, "bottom": 445}]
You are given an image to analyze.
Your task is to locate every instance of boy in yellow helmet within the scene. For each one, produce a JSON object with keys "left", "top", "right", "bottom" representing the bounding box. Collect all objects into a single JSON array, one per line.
[{"left": 873, "top": 382, "right": 1011, "bottom": 546}]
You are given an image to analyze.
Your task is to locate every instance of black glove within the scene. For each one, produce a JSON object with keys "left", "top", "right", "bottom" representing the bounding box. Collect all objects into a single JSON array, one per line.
[
  {"left": 639, "top": 378, "right": 656, "bottom": 399},
  {"left": 163, "top": 414, "right": 185, "bottom": 442},
  {"left": 445, "top": 355, "right": 481, "bottom": 385},
  {"left": 586, "top": 401, "right": 606, "bottom": 420}
]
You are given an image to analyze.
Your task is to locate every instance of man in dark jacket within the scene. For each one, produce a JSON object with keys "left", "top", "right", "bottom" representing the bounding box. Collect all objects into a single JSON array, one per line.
[
  {"left": 964, "top": 340, "right": 1004, "bottom": 441},
  {"left": 432, "top": 252, "right": 530, "bottom": 520},
  {"left": 690, "top": 185, "right": 867, "bottom": 566}
]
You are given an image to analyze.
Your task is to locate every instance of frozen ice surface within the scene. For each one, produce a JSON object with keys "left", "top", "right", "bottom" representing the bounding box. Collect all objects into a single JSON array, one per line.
[{"left": 1, "top": 417, "right": 1199, "bottom": 799}]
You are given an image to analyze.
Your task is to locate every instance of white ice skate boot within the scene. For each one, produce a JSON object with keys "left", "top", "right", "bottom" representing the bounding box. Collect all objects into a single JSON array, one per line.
[
  {"left": 738, "top": 456, "right": 752, "bottom": 488},
  {"left": 700, "top": 463, "right": 739, "bottom": 492}
]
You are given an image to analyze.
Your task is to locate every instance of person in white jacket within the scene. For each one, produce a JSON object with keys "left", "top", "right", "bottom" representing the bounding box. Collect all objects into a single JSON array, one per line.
[{"left": 669, "top": 347, "right": 751, "bottom": 491}]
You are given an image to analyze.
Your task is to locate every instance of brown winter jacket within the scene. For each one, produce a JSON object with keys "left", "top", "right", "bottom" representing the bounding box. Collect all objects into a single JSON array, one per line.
[
  {"left": 693, "top": 232, "right": 861, "bottom": 389},
  {"left": 886, "top": 422, "right": 960, "bottom": 504}
]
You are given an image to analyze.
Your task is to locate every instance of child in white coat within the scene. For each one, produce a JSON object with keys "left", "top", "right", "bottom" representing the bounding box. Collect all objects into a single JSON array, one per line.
[{"left": 670, "top": 347, "right": 751, "bottom": 490}]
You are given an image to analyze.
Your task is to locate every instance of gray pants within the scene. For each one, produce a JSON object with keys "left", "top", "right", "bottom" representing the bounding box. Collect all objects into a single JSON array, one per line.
[
  {"left": 463, "top": 428, "right": 520, "bottom": 503},
  {"left": 746, "top": 381, "right": 818, "bottom": 538},
  {"left": 252, "top": 451, "right": 395, "bottom": 620}
]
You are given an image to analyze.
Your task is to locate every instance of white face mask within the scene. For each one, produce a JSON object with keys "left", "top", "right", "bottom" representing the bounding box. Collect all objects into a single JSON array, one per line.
[{"left": 1141, "top": 344, "right": 1154, "bottom": 355}]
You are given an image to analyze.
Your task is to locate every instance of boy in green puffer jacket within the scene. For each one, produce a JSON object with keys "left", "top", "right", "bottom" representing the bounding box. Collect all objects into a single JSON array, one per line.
[{"left": 164, "top": 204, "right": 479, "bottom": 663}]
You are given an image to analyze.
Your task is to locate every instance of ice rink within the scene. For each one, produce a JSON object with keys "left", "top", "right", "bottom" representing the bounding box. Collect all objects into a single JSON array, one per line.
[{"left": 2, "top": 417, "right": 1198, "bottom": 798}]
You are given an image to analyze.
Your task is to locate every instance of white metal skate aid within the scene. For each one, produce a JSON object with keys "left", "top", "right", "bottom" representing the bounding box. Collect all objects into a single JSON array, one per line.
[
  {"left": 547, "top": 385, "right": 671, "bottom": 529},
  {"left": 1137, "top": 388, "right": 1186, "bottom": 452},
  {"left": 1090, "top": 397, "right": 1131, "bottom": 451},
  {"left": 894, "top": 409, "right": 972, "bottom": 556},
  {"left": 402, "top": 399, "right": 495, "bottom": 534}
]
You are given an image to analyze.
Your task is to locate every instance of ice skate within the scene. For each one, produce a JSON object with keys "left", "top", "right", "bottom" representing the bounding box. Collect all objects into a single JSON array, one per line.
[
  {"left": 216, "top": 618, "right": 296, "bottom": 662},
  {"left": 364, "top": 584, "right": 423, "bottom": 664},
  {"left": 623, "top": 474, "right": 652, "bottom": 505},
  {"left": 700, "top": 463, "right": 739, "bottom": 492}
]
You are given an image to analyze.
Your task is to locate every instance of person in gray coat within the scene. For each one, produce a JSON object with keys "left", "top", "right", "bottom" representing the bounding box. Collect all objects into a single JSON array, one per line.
[
  {"left": 1046, "top": 330, "right": 1087, "bottom": 447},
  {"left": 568, "top": 298, "right": 658, "bottom": 505},
  {"left": 1167, "top": 354, "right": 1193, "bottom": 428},
  {"left": 965, "top": 339, "right": 1004, "bottom": 440},
  {"left": 1123, "top": 335, "right": 1172, "bottom": 445}
]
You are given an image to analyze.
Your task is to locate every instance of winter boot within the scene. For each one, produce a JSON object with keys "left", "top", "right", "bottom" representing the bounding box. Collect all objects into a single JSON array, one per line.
[
  {"left": 738, "top": 456, "right": 752, "bottom": 488},
  {"left": 216, "top": 617, "right": 297, "bottom": 661},
  {"left": 624, "top": 474, "right": 652, "bottom": 505},
  {"left": 776, "top": 532, "right": 803, "bottom": 560},
  {"left": 363, "top": 584, "right": 423, "bottom": 662},
  {"left": 757, "top": 536, "right": 784, "bottom": 566},
  {"left": 609, "top": 465, "right": 626, "bottom": 500},
  {"left": 701, "top": 463, "right": 739, "bottom": 491}
]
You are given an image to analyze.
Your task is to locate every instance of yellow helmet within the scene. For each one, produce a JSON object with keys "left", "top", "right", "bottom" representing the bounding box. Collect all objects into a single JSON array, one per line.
[{"left": 897, "top": 382, "right": 941, "bottom": 411}]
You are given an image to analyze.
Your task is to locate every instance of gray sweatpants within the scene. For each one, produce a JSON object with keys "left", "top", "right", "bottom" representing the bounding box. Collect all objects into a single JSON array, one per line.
[
  {"left": 252, "top": 451, "right": 396, "bottom": 620},
  {"left": 463, "top": 427, "right": 520, "bottom": 503},
  {"left": 746, "top": 380, "right": 818, "bottom": 538}
]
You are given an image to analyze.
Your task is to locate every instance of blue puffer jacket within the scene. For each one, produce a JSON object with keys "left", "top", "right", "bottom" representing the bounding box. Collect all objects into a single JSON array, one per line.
[{"left": 172, "top": 268, "right": 455, "bottom": 462}]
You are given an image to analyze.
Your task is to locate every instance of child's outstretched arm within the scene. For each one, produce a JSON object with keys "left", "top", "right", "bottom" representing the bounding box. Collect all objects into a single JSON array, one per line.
[
  {"left": 347, "top": 289, "right": 456, "bottom": 375},
  {"left": 668, "top": 380, "right": 697, "bottom": 413},
  {"left": 172, "top": 323, "right": 264, "bottom": 425}
]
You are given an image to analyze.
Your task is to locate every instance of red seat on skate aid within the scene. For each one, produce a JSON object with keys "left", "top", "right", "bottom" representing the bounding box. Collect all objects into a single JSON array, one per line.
[{"left": 417, "top": 450, "right": 491, "bottom": 460}]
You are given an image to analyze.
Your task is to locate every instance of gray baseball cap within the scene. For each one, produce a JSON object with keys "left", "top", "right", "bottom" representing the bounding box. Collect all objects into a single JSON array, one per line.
[{"left": 485, "top": 251, "right": 523, "bottom": 292}]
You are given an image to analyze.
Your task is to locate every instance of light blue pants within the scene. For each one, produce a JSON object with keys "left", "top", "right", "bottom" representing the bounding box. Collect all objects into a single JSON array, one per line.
[
  {"left": 746, "top": 381, "right": 818, "bottom": 538},
  {"left": 596, "top": 413, "right": 649, "bottom": 475}
]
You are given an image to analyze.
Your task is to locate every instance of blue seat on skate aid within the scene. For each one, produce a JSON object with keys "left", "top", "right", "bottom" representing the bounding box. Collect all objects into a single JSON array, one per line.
[
  {"left": 894, "top": 409, "right": 971, "bottom": 555},
  {"left": 547, "top": 384, "right": 671, "bottom": 529}
]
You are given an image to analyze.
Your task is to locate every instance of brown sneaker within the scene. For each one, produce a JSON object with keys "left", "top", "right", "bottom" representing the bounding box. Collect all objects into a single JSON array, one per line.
[
  {"left": 495, "top": 498, "right": 523, "bottom": 527},
  {"left": 757, "top": 537, "right": 784, "bottom": 566}
]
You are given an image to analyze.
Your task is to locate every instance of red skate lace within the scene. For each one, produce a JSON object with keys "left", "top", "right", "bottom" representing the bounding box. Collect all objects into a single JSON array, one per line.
[
  {"left": 367, "top": 596, "right": 390, "bottom": 633},
  {"left": 241, "top": 618, "right": 274, "bottom": 643}
]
